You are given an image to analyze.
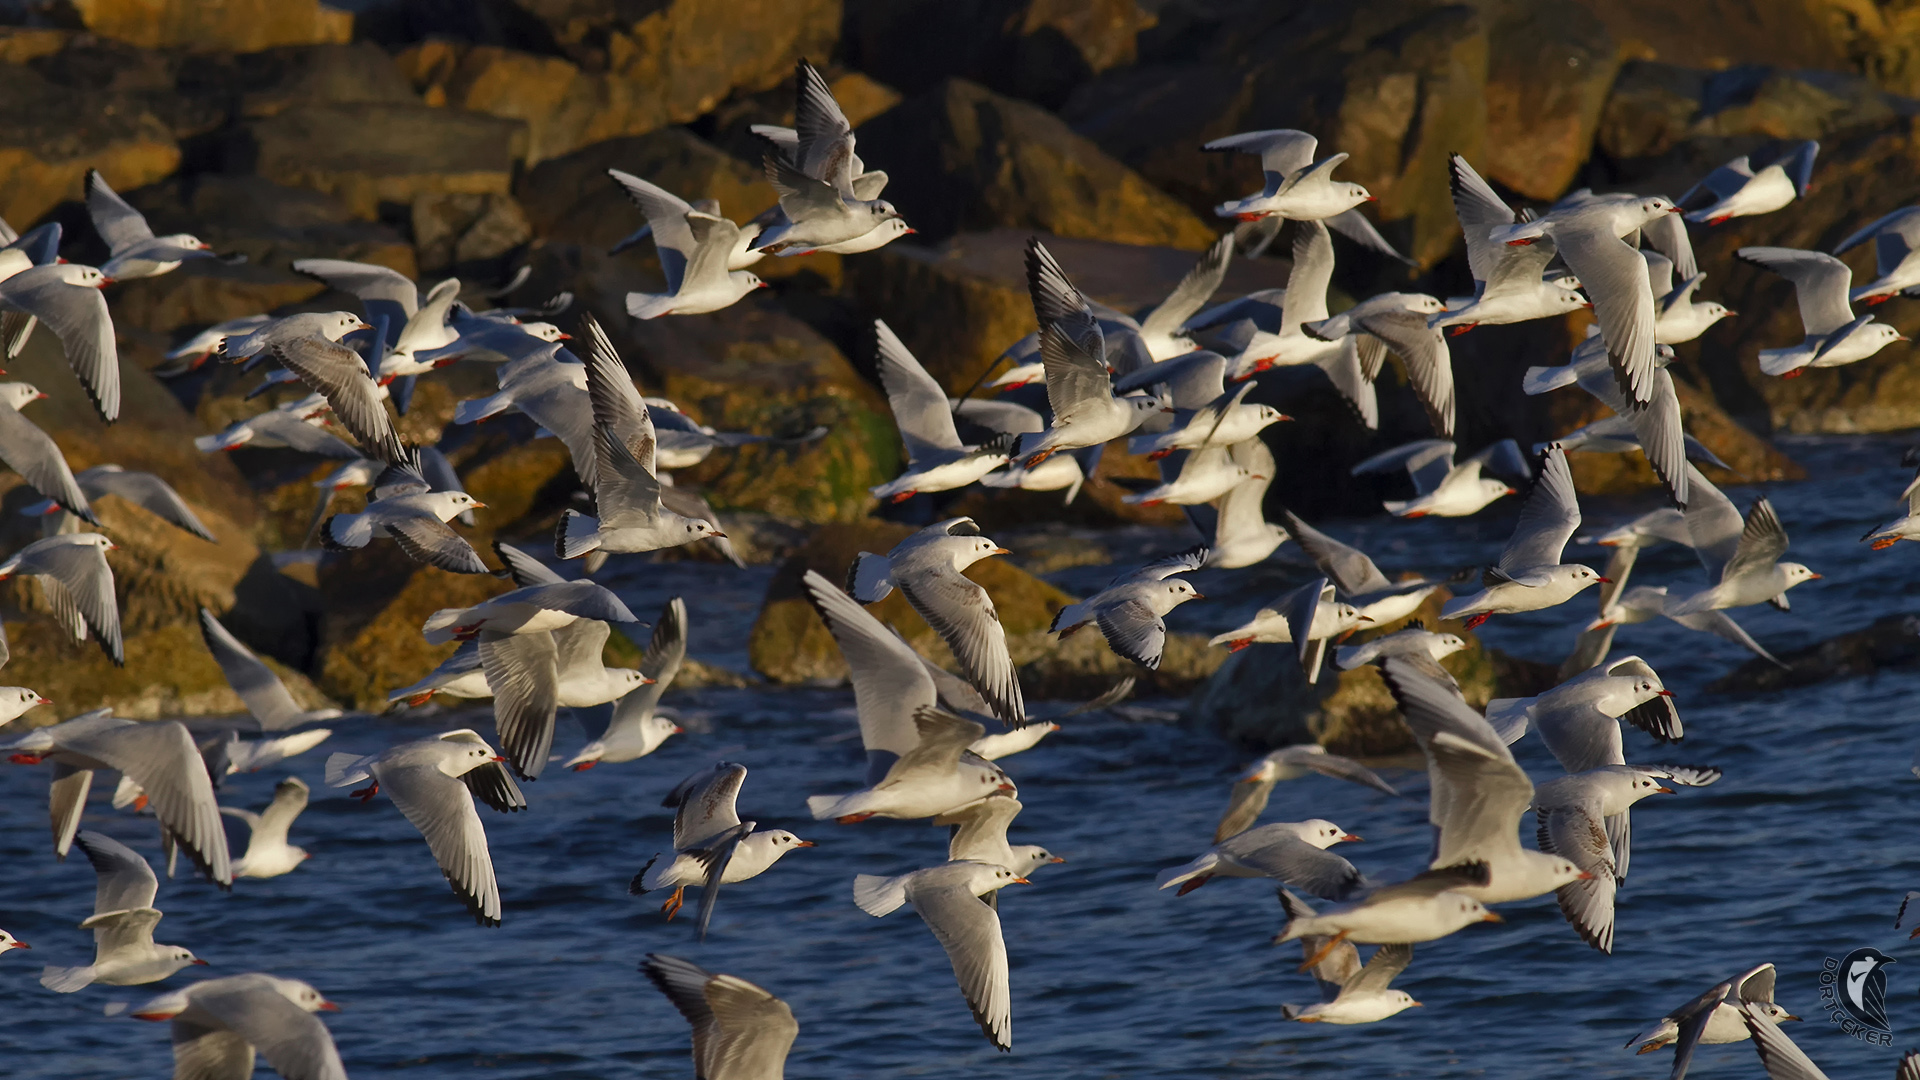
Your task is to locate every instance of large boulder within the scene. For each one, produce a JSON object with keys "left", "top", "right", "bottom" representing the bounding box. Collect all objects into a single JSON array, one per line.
[
  {"left": 1480, "top": 4, "right": 1621, "bottom": 200},
  {"left": 841, "top": 0, "right": 1154, "bottom": 108},
  {"left": 855, "top": 79, "right": 1217, "bottom": 249},
  {"left": 64, "top": 0, "right": 352, "bottom": 52},
  {"left": 0, "top": 61, "right": 178, "bottom": 228},
  {"left": 223, "top": 103, "right": 526, "bottom": 220}
]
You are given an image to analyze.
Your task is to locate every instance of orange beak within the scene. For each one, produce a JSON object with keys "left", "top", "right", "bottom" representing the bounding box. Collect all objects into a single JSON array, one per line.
[
  {"left": 1340, "top": 834, "right": 1363, "bottom": 842},
  {"left": 319, "top": 1001, "right": 340, "bottom": 1011},
  {"left": 794, "top": 840, "right": 816, "bottom": 848},
  {"left": 991, "top": 547, "right": 1012, "bottom": 555}
]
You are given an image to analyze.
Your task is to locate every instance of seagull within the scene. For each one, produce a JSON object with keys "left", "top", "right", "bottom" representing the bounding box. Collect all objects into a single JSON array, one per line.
[
  {"left": 0, "top": 382, "right": 98, "bottom": 523},
  {"left": 1586, "top": 584, "right": 1786, "bottom": 668},
  {"left": 1524, "top": 328, "right": 1694, "bottom": 506},
  {"left": 1627, "top": 963, "right": 1799, "bottom": 1075},
  {"left": 868, "top": 320, "right": 1015, "bottom": 502},
  {"left": 848, "top": 517, "right": 1024, "bottom": 725},
  {"left": 292, "top": 258, "right": 464, "bottom": 378},
  {"left": 1017, "top": 245, "right": 1169, "bottom": 467},
  {"left": 324, "top": 728, "right": 525, "bottom": 925},
  {"left": 1443, "top": 445, "right": 1607, "bottom": 629},
  {"left": 1272, "top": 865, "right": 1501, "bottom": 966},
  {"left": 478, "top": 607, "right": 652, "bottom": 780},
  {"left": 0, "top": 263, "right": 119, "bottom": 421},
  {"left": 1205, "top": 577, "right": 1368, "bottom": 682},
  {"left": 1496, "top": 192, "right": 1682, "bottom": 407},
  {"left": 1833, "top": 205, "right": 1920, "bottom": 305},
  {"left": 39, "top": 831, "right": 206, "bottom": 992},
  {"left": 1679, "top": 141, "right": 1818, "bottom": 224},
  {"left": 1335, "top": 627, "right": 1467, "bottom": 671},
  {"left": 1432, "top": 155, "right": 1590, "bottom": 338},
  {"left": 1278, "top": 891, "right": 1419, "bottom": 1025},
  {"left": 1213, "top": 746, "right": 1400, "bottom": 842},
  {"left": 1, "top": 708, "right": 230, "bottom": 883},
  {"left": 198, "top": 609, "right": 344, "bottom": 732},
  {"left": 1192, "top": 439, "right": 1289, "bottom": 568},
  {"left": 1123, "top": 443, "right": 1260, "bottom": 507},
  {"left": 0, "top": 532, "right": 123, "bottom": 663},
  {"left": 1279, "top": 508, "right": 1449, "bottom": 625},
  {"left": 158, "top": 313, "right": 271, "bottom": 373},
  {"left": 1219, "top": 222, "right": 1377, "bottom": 427},
  {"left": 934, "top": 794, "right": 1063, "bottom": 884},
  {"left": 1049, "top": 546, "right": 1207, "bottom": 670},
  {"left": 641, "top": 954, "right": 798, "bottom": 1080},
  {"left": 1126, "top": 381, "right": 1288, "bottom": 458},
  {"left": 0, "top": 685, "right": 50, "bottom": 725},
  {"left": 130, "top": 973, "right": 346, "bottom": 1080},
  {"left": 807, "top": 703, "right": 1015, "bottom": 823},
  {"left": 224, "top": 777, "right": 313, "bottom": 879},
  {"left": 1156, "top": 819, "right": 1365, "bottom": 899},
  {"left": 83, "top": 169, "right": 223, "bottom": 280},
  {"left": 22, "top": 464, "right": 215, "bottom": 541},
  {"left": 613, "top": 171, "right": 764, "bottom": 318},
  {"left": 1351, "top": 438, "right": 1526, "bottom": 519},
  {"left": 1644, "top": 250, "right": 1733, "bottom": 344},
  {"left": 609, "top": 178, "right": 760, "bottom": 265},
  {"left": 1378, "top": 657, "right": 1590, "bottom": 904},
  {"left": 631, "top": 762, "right": 812, "bottom": 938},
  {"left": 1667, "top": 476, "right": 1819, "bottom": 616},
  {"left": 851, "top": 859, "right": 1024, "bottom": 1050},
  {"left": 565, "top": 596, "right": 687, "bottom": 770},
  {"left": 556, "top": 316, "right": 729, "bottom": 558},
  {"left": 194, "top": 403, "right": 363, "bottom": 459},
  {"left": 1205, "top": 128, "right": 1375, "bottom": 223},
  {"left": 1737, "top": 245, "right": 1905, "bottom": 376},
  {"left": 217, "top": 311, "right": 369, "bottom": 362},
  {"left": 420, "top": 577, "right": 636, "bottom": 645},
  {"left": 1531, "top": 764, "right": 1719, "bottom": 953},
  {"left": 321, "top": 456, "right": 489, "bottom": 573},
  {"left": 262, "top": 335, "right": 408, "bottom": 463},
  {"left": 1489, "top": 655, "right": 1684, "bottom": 774},
  {"left": 752, "top": 61, "right": 906, "bottom": 255},
  {"left": 1307, "top": 290, "right": 1456, "bottom": 438}
]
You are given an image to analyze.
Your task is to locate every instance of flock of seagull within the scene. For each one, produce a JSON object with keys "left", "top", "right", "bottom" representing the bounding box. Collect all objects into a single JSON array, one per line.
[{"left": 0, "top": 56, "right": 1915, "bottom": 1080}]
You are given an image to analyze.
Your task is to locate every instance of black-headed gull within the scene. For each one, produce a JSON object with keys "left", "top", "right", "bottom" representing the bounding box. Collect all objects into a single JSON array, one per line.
[
  {"left": 1156, "top": 819, "right": 1364, "bottom": 899},
  {"left": 934, "top": 793, "right": 1062, "bottom": 885},
  {"left": 1351, "top": 437, "right": 1525, "bottom": 519},
  {"left": 1335, "top": 627, "right": 1467, "bottom": 671},
  {"left": 1273, "top": 864, "right": 1500, "bottom": 967},
  {"left": 1280, "top": 508, "right": 1449, "bottom": 625},
  {"left": 642, "top": 953, "right": 797, "bottom": 1080},
  {"left": 1834, "top": 205, "right": 1920, "bottom": 305},
  {"left": 1205, "top": 577, "right": 1366, "bottom": 682},
  {"left": 262, "top": 334, "right": 408, "bottom": 463},
  {"left": 325, "top": 728, "right": 525, "bottom": 925},
  {"left": 0, "top": 382, "right": 98, "bottom": 523},
  {"left": 631, "top": 762, "right": 812, "bottom": 939},
  {"left": 752, "top": 61, "right": 906, "bottom": 254},
  {"left": 1205, "top": 128, "right": 1374, "bottom": 223},
  {"left": 84, "top": 169, "right": 223, "bottom": 280},
  {"left": 23, "top": 464, "right": 214, "bottom": 541},
  {"left": 1049, "top": 545, "right": 1206, "bottom": 670},
  {"left": 1627, "top": 963, "right": 1799, "bottom": 1075},
  {"left": 1432, "top": 154, "right": 1588, "bottom": 338},
  {"left": 1214, "top": 745, "right": 1399, "bottom": 842},
  {"left": 224, "top": 777, "right": 313, "bottom": 880},
  {"left": 1668, "top": 471, "right": 1819, "bottom": 616},
  {"left": 1442, "top": 445, "right": 1605, "bottom": 628},
  {"left": 566, "top": 596, "right": 687, "bottom": 770},
  {"left": 851, "top": 859, "right": 1024, "bottom": 1050},
  {"left": 1278, "top": 890, "right": 1418, "bottom": 1024},
  {"left": 321, "top": 455, "right": 489, "bottom": 573},
  {"left": 39, "top": 831, "right": 205, "bottom": 992},
  {"left": 1737, "top": 245, "right": 1905, "bottom": 376},
  {"left": 0, "top": 532, "right": 122, "bottom": 662},
  {"left": 0, "top": 929, "right": 26, "bottom": 955},
  {"left": 131, "top": 973, "right": 346, "bottom": 1080},
  {"left": 868, "top": 320, "right": 1014, "bottom": 502},
  {"left": 1679, "top": 141, "right": 1817, "bottom": 224},
  {"left": 610, "top": 170, "right": 764, "bottom": 317},
  {"left": 1310, "top": 290, "right": 1455, "bottom": 438},
  {"left": 0, "top": 264, "right": 119, "bottom": 421}
]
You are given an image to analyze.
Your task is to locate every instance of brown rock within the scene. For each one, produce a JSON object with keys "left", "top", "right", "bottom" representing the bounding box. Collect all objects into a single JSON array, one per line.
[
  {"left": 854, "top": 79, "right": 1218, "bottom": 249},
  {"left": 411, "top": 192, "right": 532, "bottom": 272},
  {"left": 518, "top": 128, "right": 776, "bottom": 247},
  {"left": 225, "top": 103, "right": 526, "bottom": 219},
  {"left": 116, "top": 175, "right": 418, "bottom": 279},
  {"left": 66, "top": 0, "right": 351, "bottom": 52},
  {"left": 0, "top": 63, "right": 178, "bottom": 228},
  {"left": 1482, "top": 4, "right": 1621, "bottom": 200},
  {"left": 842, "top": 0, "right": 1154, "bottom": 107}
]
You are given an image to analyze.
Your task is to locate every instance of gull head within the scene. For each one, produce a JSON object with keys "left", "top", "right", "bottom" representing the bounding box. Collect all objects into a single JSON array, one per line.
[
  {"left": 161, "top": 232, "right": 210, "bottom": 251},
  {"left": 1694, "top": 301, "right": 1733, "bottom": 328},
  {"left": 756, "top": 830, "right": 815, "bottom": 861},
  {"left": 951, "top": 535, "right": 1012, "bottom": 572},
  {"left": 1401, "top": 293, "right": 1448, "bottom": 315},
  {"left": 1861, "top": 322, "right": 1907, "bottom": 349},
  {"left": 322, "top": 312, "right": 371, "bottom": 341},
  {"left": 1298, "top": 819, "right": 1360, "bottom": 849},
  {"left": 0, "top": 382, "right": 43, "bottom": 411},
  {"left": 1781, "top": 562, "right": 1821, "bottom": 585},
  {"left": 1429, "top": 633, "right": 1468, "bottom": 659},
  {"left": 1164, "top": 579, "right": 1203, "bottom": 606},
  {"left": 1753, "top": 1001, "right": 1801, "bottom": 1024},
  {"left": 1640, "top": 196, "right": 1680, "bottom": 219},
  {"left": 441, "top": 742, "right": 505, "bottom": 777},
  {"left": 1540, "top": 855, "right": 1591, "bottom": 890},
  {"left": 265, "top": 975, "right": 338, "bottom": 1013},
  {"left": 1548, "top": 287, "right": 1590, "bottom": 315},
  {"left": 1335, "top": 181, "right": 1374, "bottom": 205},
  {"left": 1478, "top": 477, "right": 1517, "bottom": 504},
  {"left": 433, "top": 491, "right": 486, "bottom": 519},
  {"left": 166, "top": 945, "right": 206, "bottom": 968},
  {"left": 61, "top": 264, "right": 112, "bottom": 288},
  {"left": 868, "top": 218, "right": 915, "bottom": 242},
  {"left": 871, "top": 200, "right": 903, "bottom": 220},
  {"left": 610, "top": 668, "right": 652, "bottom": 695},
  {"left": 734, "top": 270, "right": 767, "bottom": 293},
  {"left": 680, "top": 518, "right": 727, "bottom": 541},
  {"left": 1254, "top": 404, "right": 1292, "bottom": 427},
  {"left": 1127, "top": 393, "right": 1170, "bottom": 417}
]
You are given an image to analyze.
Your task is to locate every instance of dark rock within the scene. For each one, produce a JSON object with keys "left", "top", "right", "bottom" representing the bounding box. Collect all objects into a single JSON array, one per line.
[
  {"left": 1481, "top": 3, "right": 1621, "bottom": 199},
  {"left": 412, "top": 192, "right": 532, "bottom": 272},
  {"left": 0, "top": 60, "right": 178, "bottom": 227},
  {"left": 64, "top": 0, "right": 351, "bottom": 51},
  {"left": 855, "top": 78, "right": 1218, "bottom": 249},
  {"left": 1709, "top": 613, "right": 1920, "bottom": 694}
]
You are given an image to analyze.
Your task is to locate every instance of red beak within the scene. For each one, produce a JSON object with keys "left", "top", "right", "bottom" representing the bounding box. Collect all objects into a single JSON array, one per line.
[
  {"left": 1595, "top": 576, "right": 1613, "bottom": 583},
  {"left": 319, "top": 1001, "right": 340, "bottom": 1011}
]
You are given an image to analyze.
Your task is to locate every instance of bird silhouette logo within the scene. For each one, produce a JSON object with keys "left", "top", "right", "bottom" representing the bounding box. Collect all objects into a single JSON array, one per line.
[{"left": 1837, "top": 948, "right": 1897, "bottom": 1032}]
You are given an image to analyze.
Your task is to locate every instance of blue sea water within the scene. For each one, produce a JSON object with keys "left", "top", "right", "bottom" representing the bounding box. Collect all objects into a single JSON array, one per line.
[{"left": 5, "top": 435, "right": 1920, "bottom": 1079}]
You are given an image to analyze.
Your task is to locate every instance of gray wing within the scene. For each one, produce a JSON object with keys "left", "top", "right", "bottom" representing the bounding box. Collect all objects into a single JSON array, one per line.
[
  {"left": 911, "top": 882, "right": 1012, "bottom": 1051},
  {"left": 1141, "top": 233, "right": 1234, "bottom": 341},
  {"left": 1124, "top": 544, "right": 1210, "bottom": 583},
  {"left": 1448, "top": 153, "right": 1516, "bottom": 284},
  {"left": 1497, "top": 445, "right": 1580, "bottom": 578},
  {"left": 380, "top": 761, "right": 501, "bottom": 925},
  {"left": 1634, "top": 367, "right": 1688, "bottom": 507},
  {"left": 257, "top": 777, "right": 310, "bottom": 842},
  {"left": 792, "top": 59, "right": 857, "bottom": 196},
  {"left": 0, "top": 405, "right": 95, "bottom": 523},
  {"left": 1535, "top": 702, "right": 1625, "bottom": 773},
  {"left": 492, "top": 540, "right": 568, "bottom": 588},
  {"left": 682, "top": 212, "right": 743, "bottom": 292},
  {"left": 576, "top": 313, "right": 655, "bottom": 467},
  {"left": 664, "top": 761, "right": 747, "bottom": 850},
  {"left": 63, "top": 721, "right": 229, "bottom": 886},
  {"left": 1344, "top": 942, "right": 1413, "bottom": 996},
  {"left": 1038, "top": 320, "right": 1114, "bottom": 425},
  {"left": 199, "top": 609, "right": 306, "bottom": 731},
  {"left": 1358, "top": 307, "right": 1454, "bottom": 439},
  {"left": 938, "top": 795, "right": 1022, "bottom": 864},
  {"left": 875, "top": 319, "right": 962, "bottom": 456},
  {"left": 84, "top": 170, "right": 153, "bottom": 252},
  {"left": 1722, "top": 497, "right": 1789, "bottom": 584},
  {"left": 1379, "top": 659, "right": 1530, "bottom": 870},
  {"left": 1557, "top": 226, "right": 1657, "bottom": 406},
  {"left": 49, "top": 761, "right": 93, "bottom": 858},
  {"left": 291, "top": 258, "right": 420, "bottom": 317},
  {"left": 1683, "top": 465, "right": 1744, "bottom": 581},
  {"left": 763, "top": 152, "right": 844, "bottom": 220},
  {"left": 1282, "top": 221, "right": 1335, "bottom": 329},
  {"left": 1780, "top": 140, "right": 1819, "bottom": 197},
  {"left": 74, "top": 830, "right": 159, "bottom": 915},
  {"left": 1351, "top": 439, "right": 1455, "bottom": 495},
  {"left": 82, "top": 467, "right": 214, "bottom": 540},
  {"left": 1213, "top": 778, "right": 1273, "bottom": 843},
  {"left": 170, "top": 1020, "right": 256, "bottom": 1080},
  {"left": 643, "top": 954, "right": 798, "bottom": 1080},
  {"left": 248, "top": 411, "right": 363, "bottom": 459},
  {"left": 884, "top": 706, "right": 988, "bottom": 782},
  {"left": 612, "top": 595, "right": 687, "bottom": 720},
  {"left": 1284, "top": 579, "right": 1332, "bottom": 680},
  {"left": 192, "top": 985, "right": 347, "bottom": 1080},
  {"left": 801, "top": 570, "right": 934, "bottom": 760},
  {"left": 385, "top": 514, "right": 490, "bottom": 575},
  {"left": 268, "top": 337, "right": 405, "bottom": 463},
  {"left": 480, "top": 632, "right": 560, "bottom": 781},
  {"left": 1096, "top": 599, "right": 1166, "bottom": 669},
  {"left": 25, "top": 540, "right": 121, "bottom": 663},
  {"left": 1736, "top": 247, "right": 1854, "bottom": 336},
  {"left": 606, "top": 169, "right": 695, "bottom": 293},
  {"left": 1112, "top": 351, "right": 1227, "bottom": 410},
  {"left": 591, "top": 424, "right": 663, "bottom": 527},
  {"left": 1641, "top": 210, "right": 1699, "bottom": 281},
  {"left": 691, "top": 819, "right": 753, "bottom": 942},
  {"left": 1277, "top": 889, "right": 1360, "bottom": 1000},
  {"left": 1279, "top": 509, "right": 1391, "bottom": 595},
  {"left": 1227, "top": 834, "right": 1365, "bottom": 901},
  {"left": 897, "top": 568, "right": 1024, "bottom": 726},
  {"left": 1205, "top": 128, "right": 1317, "bottom": 182},
  {"left": 1298, "top": 750, "right": 1401, "bottom": 796},
  {"left": 551, "top": 618, "right": 611, "bottom": 681},
  {"left": 1, "top": 269, "right": 119, "bottom": 421},
  {"left": 950, "top": 397, "right": 1045, "bottom": 436},
  {"left": 1539, "top": 806, "right": 1618, "bottom": 952},
  {"left": 1026, "top": 238, "right": 1102, "bottom": 359},
  {"left": 1741, "top": 1002, "right": 1832, "bottom": 1080}
]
